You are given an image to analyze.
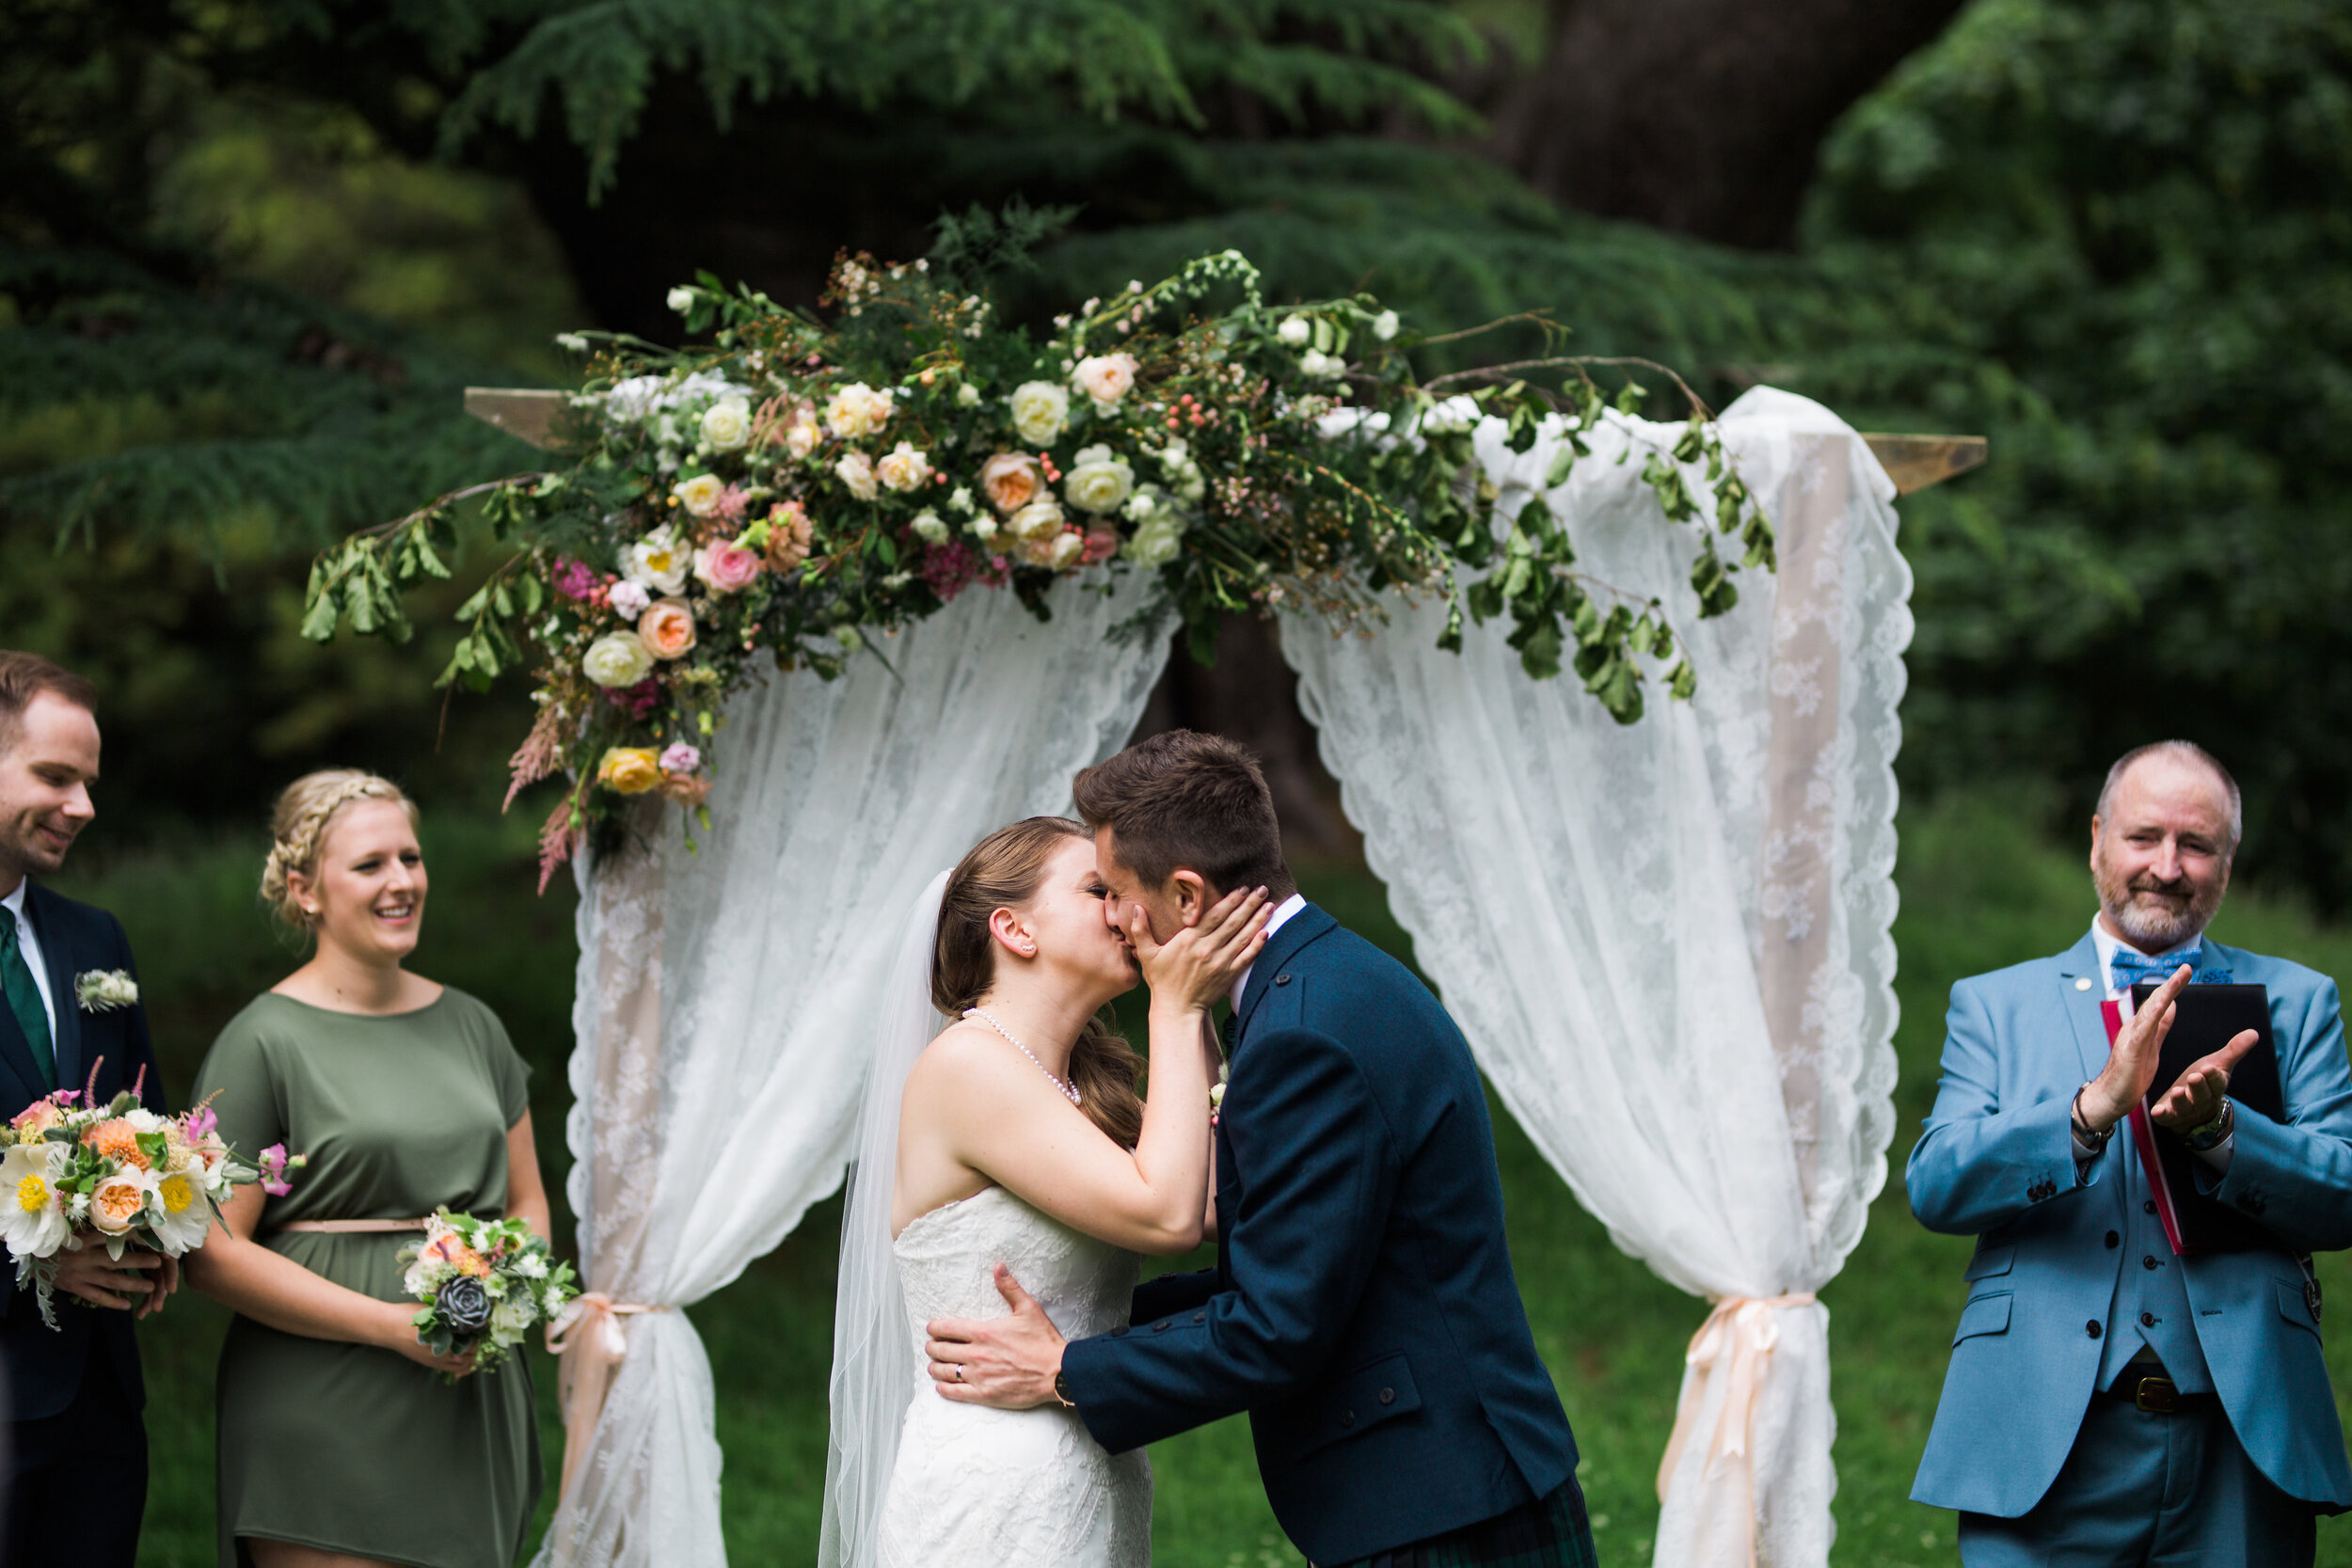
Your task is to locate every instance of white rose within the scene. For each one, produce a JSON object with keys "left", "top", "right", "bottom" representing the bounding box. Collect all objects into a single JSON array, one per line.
[
  {"left": 825, "top": 383, "right": 893, "bottom": 440},
  {"left": 967, "top": 513, "right": 1001, "bottom": 544},
  {"left": 1373, "top": 309, "right": 1400, "bottom": 341},
  {"left": 1009, "top": 381, "right": 1070, "bottom": 446},
  {"left": 1159, "top": 437, "right": 1190, "bottom": 466},
  {"left": 1062, "top": 445, "right": 1135, "bottom": 515},
  {"left": 1047, "top": 531, "right": 1086, "bottom": 570},
  {"left": 911, "top": 510, "right": 949, "bottom": 545},
  {"left": 835, "top": 451, "right": 880, "bottom": 501},
  {"left": 1122, "top": 488, "right": 1159, "bottom": 520},
  {"left": 947, "top": 485, "right": 975, "bottom": 513},
  {"left": 1072, "top": 353, "right": 1138, "bottom": 412},
  {"left": 1279, "top": 315, "right": 1311, "bottom": 346},
  {"left": 956, "top": 383, "right": 980, "bottom": 408},
  {"left": 672, "top": 474, "right": 725, "bottom": 518},
  {"left": 625, "top": 528, "right": 691, "bottom": 593},
  {"left": 787, "top": 420, "right": 820, "bottom": 458},
  {"left": 700, "top": 396, "right": 752, "bottom": 451},
  {"left": 582, "top": 633, "right": 655, "bottom": 689},
  {"left": 667, "top": 287, "right": 695, "bottom": 314},
  {"left": 875, "top": 440, "right": 932, "bottom": 492},
  {"left": 1125, "top": 511, "right": 1186, "bottom": 567},
  {"left": 490, "top": 1297, "right": 536, "bottom": 1343},
  {"left": 1009, "top": 499, "right": 1065, "bottom": 542}
]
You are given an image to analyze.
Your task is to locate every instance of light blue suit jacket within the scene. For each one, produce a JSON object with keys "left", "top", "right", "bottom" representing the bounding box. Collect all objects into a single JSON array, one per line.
[{"left": 1907, "top": 933, "right": 2352, "bottom": 1517}]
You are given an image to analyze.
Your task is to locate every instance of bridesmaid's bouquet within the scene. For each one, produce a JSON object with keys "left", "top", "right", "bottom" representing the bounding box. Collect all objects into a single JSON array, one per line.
[
  {"left": 399, "top": 1208, "right": 579, "bottom": 1372},
  {"left": 0, "top": 1086, "right": 289, "bottom": 1327}
]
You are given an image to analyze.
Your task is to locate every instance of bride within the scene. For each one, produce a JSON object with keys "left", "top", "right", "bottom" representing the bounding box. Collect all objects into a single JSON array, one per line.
[{"left": 821, "top": 816, "right": 1269, "bottom": 1568}]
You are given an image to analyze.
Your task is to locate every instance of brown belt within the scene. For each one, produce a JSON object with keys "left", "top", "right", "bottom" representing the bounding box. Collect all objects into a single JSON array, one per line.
[{"left": 278, "top": 1218, "right": 429, "bottom": 1234}]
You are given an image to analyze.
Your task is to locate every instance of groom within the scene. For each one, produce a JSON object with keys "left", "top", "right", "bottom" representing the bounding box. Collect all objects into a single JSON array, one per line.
[
  {"left": 928, "top": 730, "right": 1593, "bottom": 1567},
  {"left": 0, "top": 651, "right": 172, "bottom": 1568}
]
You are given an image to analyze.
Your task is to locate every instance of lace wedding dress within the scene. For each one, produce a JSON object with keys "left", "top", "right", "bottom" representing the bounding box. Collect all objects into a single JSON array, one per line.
[{"left": 877, "top": 1185, "right": 1152, "bottom": 1568}]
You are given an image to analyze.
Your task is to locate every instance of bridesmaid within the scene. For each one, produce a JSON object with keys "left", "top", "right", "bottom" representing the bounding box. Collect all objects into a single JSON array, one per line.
[{"left": 185, "top": 770, "right": 548, "bottom": 1568}]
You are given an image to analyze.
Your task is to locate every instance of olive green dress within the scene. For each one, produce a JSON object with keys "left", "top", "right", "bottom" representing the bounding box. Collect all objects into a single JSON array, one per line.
[{"left": 195, "top": 988, "right": 543, "bottom": 1568}]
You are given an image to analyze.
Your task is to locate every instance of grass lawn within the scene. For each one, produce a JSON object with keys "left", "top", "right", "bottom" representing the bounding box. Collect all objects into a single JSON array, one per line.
[{"left": 55, "top": 790, "right": 2352, "bottom": 1566}]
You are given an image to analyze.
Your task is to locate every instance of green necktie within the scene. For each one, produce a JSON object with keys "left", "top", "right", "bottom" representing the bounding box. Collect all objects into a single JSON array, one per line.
[{"left": 0, "top": 913, "right": 56, "bottom": 1091}]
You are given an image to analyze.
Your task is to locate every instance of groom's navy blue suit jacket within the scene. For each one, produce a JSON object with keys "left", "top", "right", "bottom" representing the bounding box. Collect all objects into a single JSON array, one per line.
[
  {"left": 0, "top": 881, "right": 164, "bottom": 1421},
  {"left": 1061, "top": 905, "right": 1578, "bottom": 1565}
]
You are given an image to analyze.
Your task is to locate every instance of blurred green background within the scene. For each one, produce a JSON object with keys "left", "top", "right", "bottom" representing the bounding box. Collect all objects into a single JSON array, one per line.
[{"left": 7, "top": 0, "right": 2352, "bottom": 1561}]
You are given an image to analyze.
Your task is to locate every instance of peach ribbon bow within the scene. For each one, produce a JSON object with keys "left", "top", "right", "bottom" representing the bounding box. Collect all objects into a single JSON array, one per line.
[
  {"left": 1655, "top": 1293, "right": 1819, "bottom": 1560},
  {"left": 546, "top": 1291, "right": 672, "bottom": 1501}
]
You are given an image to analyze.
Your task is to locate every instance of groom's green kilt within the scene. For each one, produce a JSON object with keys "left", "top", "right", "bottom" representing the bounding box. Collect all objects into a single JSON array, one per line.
[{"left": 1325, "top": 1482, "right": 1600, "bottom": 1568}]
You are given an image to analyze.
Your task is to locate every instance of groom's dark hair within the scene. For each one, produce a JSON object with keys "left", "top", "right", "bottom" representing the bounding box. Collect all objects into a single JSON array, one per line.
[{"left": 1073, "top": 730, "right": 1295, "bottom": 900}]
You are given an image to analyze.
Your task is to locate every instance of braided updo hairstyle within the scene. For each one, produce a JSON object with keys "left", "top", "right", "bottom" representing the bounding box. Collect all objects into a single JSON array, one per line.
[
  {"left": 261, "top": 769, "right": 420, "bottom": 931},
  {"left": 932, "top": 817, "right": 1146, "bottom": 1149}
]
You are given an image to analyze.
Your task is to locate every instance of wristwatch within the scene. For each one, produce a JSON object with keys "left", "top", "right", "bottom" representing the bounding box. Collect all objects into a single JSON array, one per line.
[
  {"left": 1052, "top": 1370, "right": 1076, "bottom": 1409},
  {"left": 2182, "top": 1098, "right": 2235, "bottom": 1152}
]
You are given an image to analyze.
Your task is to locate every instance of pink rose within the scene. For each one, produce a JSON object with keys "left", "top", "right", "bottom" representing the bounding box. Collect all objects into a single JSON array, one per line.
[
  {"left": 639, "top": 598, "right": 698, "bottom": 660},
  {"left": 659, "top": 742, "right": 702, "bottom": 774},
  {"left": 692, "top": 542, "right": 763, "bottom": 594}
]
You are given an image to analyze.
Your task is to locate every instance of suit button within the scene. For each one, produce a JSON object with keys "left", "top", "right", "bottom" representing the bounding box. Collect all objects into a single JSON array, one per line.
[
  {"left": 2143, "top": 1255, "right": 2160, "bottom": 1271},
  {"left": 2105, "top": 1231, "right": 2120, "bottom": 1249},
  {"left": 2140, "top": 1311, "right": 2158, "bottom": 1328},
  {"left": 1275, "top": 974, "right": 1292, "bottom": 987},
  {"left": 1192, "top": 1312, "right": 1205, "bottom": 1323},
  {"left": 1153, "top": 1320, "right": 1171, "bottom": 1333},
  {"left": 2087, "top": 1321, "right": 2103, "bottom": 1338},
  {"left": 1378, "top": 1387, "right": 1396, "bottom": 1405},
  {"left": 1339, "top": 1409, "right": 1356, "bottom": 1428},
  {"left": 2144, "top": 1200, "right": 2157, "bottom": 1215}
]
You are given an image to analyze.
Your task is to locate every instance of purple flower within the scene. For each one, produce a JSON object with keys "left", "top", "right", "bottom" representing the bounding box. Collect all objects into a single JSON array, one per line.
[
  {"left": 659, "top": 742, "right": 702, "bottom": 774},
  {"left": 604, "top": 679, "right": 663, "bottom": 720},
  {"left": 259, "top": 1143, "right": 298, "bottom": 1197},
  {"left": 550, "top": 557, "right": 600, "bottom": 602}
]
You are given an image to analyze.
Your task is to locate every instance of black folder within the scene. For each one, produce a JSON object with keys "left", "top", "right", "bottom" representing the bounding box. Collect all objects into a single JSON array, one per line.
[{"left": 2128, "top": 981, "right": 2282, "bottom": 1254}]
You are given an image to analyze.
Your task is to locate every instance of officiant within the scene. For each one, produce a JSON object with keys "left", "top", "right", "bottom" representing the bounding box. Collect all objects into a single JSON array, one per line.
[{"left": 1906, "top": 740, "right": 2352, "bottom": 1564}]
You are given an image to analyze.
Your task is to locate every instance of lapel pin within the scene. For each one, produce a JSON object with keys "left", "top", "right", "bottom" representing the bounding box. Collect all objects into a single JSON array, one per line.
[{"left": 2074, "top": 976, "right": 2093, "bottom": 991}]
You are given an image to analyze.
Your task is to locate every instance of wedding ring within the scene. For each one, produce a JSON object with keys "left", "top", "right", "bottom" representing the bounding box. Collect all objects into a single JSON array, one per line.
[{"left": 955, "top": 1364, "right": 965, "bottom": 1382}]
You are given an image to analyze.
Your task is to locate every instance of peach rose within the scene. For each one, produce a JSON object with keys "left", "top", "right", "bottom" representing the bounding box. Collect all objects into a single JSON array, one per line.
[
  {"left": 1073, "top": 352, "right": 1138, "bottom": 411},
  {"left": 692, "top": 542, "right": 763, "bottom": 594},
  {"left": 766, "top": 502, "right": 815, "bottom": 571},
  {"left": 979, "top": 452, "right": 1043, "bottom": 515},
  {"left": 596, "top": 748, "right": 663, "bottom": 795},
  {"left": 875, "top": 440, "right": 932, "bottom": 493},
  {"left": 638, "top": 598, "right": 697, "bottom": 660},
  {"left": 88, "top": 1172, "right": 151, "bottom": 1235}
]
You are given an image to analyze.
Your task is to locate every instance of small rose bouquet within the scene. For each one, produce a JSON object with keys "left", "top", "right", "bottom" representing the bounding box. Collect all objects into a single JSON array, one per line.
[
  {"left": 398, "top": 1208, "right": 579, "bottom": 1373},
  {"left": 1, "top": 1085, "right": 292, "bottom": 1328}
]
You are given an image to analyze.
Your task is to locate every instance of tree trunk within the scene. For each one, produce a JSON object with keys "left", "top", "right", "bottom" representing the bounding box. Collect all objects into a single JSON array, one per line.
[{"left": 1480, "top": 0, "right": 1969, "bottom": 249}]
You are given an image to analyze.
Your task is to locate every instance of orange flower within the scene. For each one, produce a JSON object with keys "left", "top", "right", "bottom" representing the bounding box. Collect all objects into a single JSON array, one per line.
[
  {"left": 83, "top": 1118, "right": 149, "bottom": 1170},
  {"left": 979, "top": 452, "right": 1043, "bottom": 515},
  {"left": 422, "top": 1232, "right": 493, "bottom": 1277},
  {"left": 765, "top": 502, "right": 815, "bottom": 572},
  {"left": 638, "top": 598, "right": 697, "bottom": 661}
]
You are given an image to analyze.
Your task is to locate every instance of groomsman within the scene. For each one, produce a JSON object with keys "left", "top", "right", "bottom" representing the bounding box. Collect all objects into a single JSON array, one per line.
[
  {"left": 1908, "top": 740, "right": 2352, "bottom": 1564},
  {"left": 0, "top": 652, "right": 171, "bottom": 1568}
]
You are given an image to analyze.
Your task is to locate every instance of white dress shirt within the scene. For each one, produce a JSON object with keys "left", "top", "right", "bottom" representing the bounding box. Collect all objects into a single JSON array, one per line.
[
  {"left": 0, "top": 878, "right": 58, "bottom": 1039},
  {"left": 1230, "top": 893, "right": 1309, "bottom": 1014}
]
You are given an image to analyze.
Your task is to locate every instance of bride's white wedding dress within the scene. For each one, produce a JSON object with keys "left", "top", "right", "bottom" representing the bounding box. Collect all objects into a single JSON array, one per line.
[{"left": 877, "top": 1184, "right": 1153, "bottom": 1568}]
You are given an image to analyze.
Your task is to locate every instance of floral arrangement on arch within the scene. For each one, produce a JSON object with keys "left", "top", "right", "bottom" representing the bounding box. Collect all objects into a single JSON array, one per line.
[{"left": 301, "top": 245, "right": 1777, "bottom": 886}]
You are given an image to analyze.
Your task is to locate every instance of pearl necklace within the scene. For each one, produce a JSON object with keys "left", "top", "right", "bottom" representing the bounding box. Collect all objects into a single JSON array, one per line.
[{"left": 963, "top": 1007, "right": 1083, "bottom": 1105}]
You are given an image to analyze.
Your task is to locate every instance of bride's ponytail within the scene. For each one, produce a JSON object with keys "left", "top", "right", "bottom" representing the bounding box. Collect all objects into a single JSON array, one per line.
[{"left": 933, "top": 817, "right": 1148, "bottom": 1149}]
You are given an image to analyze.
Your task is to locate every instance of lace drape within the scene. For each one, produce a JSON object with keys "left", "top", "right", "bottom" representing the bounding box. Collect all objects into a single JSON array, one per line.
[
  {"left": 1280, "top": 388, "right": 1909, "bottom": 1567},
  {"left": 538, "top": 574, "right": 1172, "bottom": 1568}
]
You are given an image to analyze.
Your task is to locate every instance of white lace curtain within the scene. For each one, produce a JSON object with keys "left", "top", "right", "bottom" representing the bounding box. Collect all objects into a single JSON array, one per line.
[
  {"left": 536, "top": 576, "right": 1171, "bottom": 1568},
  {"left": 1281, "top": 388, "right": 1908, "bottom": 1565},
  {"left": 546, "top": 387, "right": 1907, "bottom": 1568}
]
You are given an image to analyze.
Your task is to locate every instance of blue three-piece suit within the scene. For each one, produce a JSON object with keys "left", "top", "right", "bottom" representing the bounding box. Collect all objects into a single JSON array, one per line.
[
  {"left": 1060, "top": 904, "right": 1583, "bottom": 1566},
  {"left": 1908, "top": 930, "right": 2352, "bottom": 1563}
]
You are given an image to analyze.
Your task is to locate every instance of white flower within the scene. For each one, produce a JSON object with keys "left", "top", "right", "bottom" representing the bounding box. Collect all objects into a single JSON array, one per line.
[
  {"left": 834, "top": 625, "right": 866, "bottom": 651},
  {"left": 610, "top": 579, "right": 652, "bottom": 619},
  {"left": 666, "top": 287, "right": 695, "bottom": 314},
  {"left": 582, "top": 633, "right": 655, "bottom": 689},
  {"left": 947, "top": 485, "right": 975, "bottom": 514},
  {"left": 74, "top": 970, "right": 138, "bottom": 1012},
  {"left": 0, "top": 1143, "right": 70, "bottom": 1260},
  {"left": 605, "top": 371, "right": 739, "bottom": 425},
  {"left": 1279, "top": 315, "right": 1311, "bottom": 346},
  {"left": 1062, "top": 444, "right": 1135, "bottom": 515},
  {"left": 555, "top": 332, "right": 588, "bottom": 353},
  {"left": 1317, "top": 353, "right": 1347, "bottom": 379},
  {"left": 875, "top": 440, "right": 932, "bottom": 492},
  {"left": 1298, "top": 350, "right": 1330, "bottom": 378},
  {"left": 956, "top": 383, "right": 981, "bottom": 408},
  {"left": 786, "top": 420, "right": 821, "bottom": 458},
  {"left": 835, "top": 451, "right": 880, "bottom": 501},
  {"left": 911, "top": 510, "right": 949, "bottom": 545},
  {"left": 516, "top": 1252, "right": 548, "bottom": 1280},
  {"left": 1126, "top": 510, "right": 1187, "bottom": 568},
  {"left": 671, "top": 475, "right": 726, "bottom": 520},
  {"left": 144, "top": 1165, "right": 214, "bottom": 1257},
  {"left": 699, "top": 396, "right": 752, "bottom": 451},
  {"left": 1373, "top": 309, "right": 1400, "bottom": 341},
  {"left": 1122, "top": 489, "right": 1158, "bottom": 520},
  {"left": 490, "top": 1296, "right": 536, "bottom": 1343},
  {"left": 1072, "top": 353, "right": 1138, "bottom": 412},
  {"left": 966, "top": 513, "right": 1001, "bottom": 544},
  {"left": 1047, "top": 531, "right": 1086, "bottom": 570},
  {"left": 625, "top": 527, "right": 691, "bottom": 592},
  {"left": 1009, "top": 382, "right": 1070, "bottom": 446},
  {"left": 825, "top": 383, "right": 894, "bottom": 440},
  {"left": 1009, "top": 499, "right": 1066, "bottom": 542}
]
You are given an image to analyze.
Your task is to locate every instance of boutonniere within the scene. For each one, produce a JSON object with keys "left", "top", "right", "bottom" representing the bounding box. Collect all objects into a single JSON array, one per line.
[
  {"left": 1209, "top": 1065, "right": 1229, "bottom": 1126},
  {"left": 73, "top": 970, "right": 138, "bottom": 1013}
]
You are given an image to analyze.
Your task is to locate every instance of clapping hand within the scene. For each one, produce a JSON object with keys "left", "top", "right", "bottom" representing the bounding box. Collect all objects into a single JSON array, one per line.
[
  {"left": 2076, "top": 964, "right": 2259, "bottom": 1136},
  {"left": 1120, "top": 886, "right": 1271, "bottom": 1013}
]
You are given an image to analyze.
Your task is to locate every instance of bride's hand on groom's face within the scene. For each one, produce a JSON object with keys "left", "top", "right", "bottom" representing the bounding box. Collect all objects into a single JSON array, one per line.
[{"left": 1121, "top": 885, "right": 1271, "bottom": 1012}]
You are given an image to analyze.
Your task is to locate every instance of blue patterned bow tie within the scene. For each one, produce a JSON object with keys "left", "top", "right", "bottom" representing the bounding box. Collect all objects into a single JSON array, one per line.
[{"left": 2108, "top": 947, "right": 2226, "bottom": 990}]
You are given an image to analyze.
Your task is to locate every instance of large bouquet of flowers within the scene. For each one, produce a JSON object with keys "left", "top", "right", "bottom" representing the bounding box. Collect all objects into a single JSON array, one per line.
[
  {"left": 1, "top": 1085, "right": 294, "bottom": 1328},
  {"left": 399, "top": 1208, "right": 579, "bottom": 1373},
  {"left": 302, "top": 243, "right": 1775, "bottom": 884}
]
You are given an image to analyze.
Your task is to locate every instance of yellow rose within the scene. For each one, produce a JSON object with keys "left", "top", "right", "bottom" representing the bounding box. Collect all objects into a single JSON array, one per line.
[
  {"left": 674, "top": 474, "right": 725, "bottom": 517},
  {"left": 596, "top": 748, "right": 664, "bottom": 795}
]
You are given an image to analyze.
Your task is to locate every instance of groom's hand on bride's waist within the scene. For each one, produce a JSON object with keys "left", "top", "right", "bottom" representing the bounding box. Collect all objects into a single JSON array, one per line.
[{"left": 926, "top": 1262, "right": 1069, "bottom": 1410}]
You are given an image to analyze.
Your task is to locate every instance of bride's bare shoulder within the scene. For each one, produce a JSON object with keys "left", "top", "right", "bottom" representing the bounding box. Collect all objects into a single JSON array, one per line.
[{"left": 902, "top": 1019, "right": 1025, "bottom": 1104}]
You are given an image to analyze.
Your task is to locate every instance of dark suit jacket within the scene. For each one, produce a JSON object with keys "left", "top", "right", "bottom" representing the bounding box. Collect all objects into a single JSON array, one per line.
[
  {"left": 2, "top": 881, "right": 164, "bottom": 1421},
  {"left": 1061, "top": 905, "right": 1578, "bottom": 1565}
]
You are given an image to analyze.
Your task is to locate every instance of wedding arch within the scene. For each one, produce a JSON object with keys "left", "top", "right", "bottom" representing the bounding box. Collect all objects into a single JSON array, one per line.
[{"left": 312, "top": 252, "right": 1979, "bottom": 1568}]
